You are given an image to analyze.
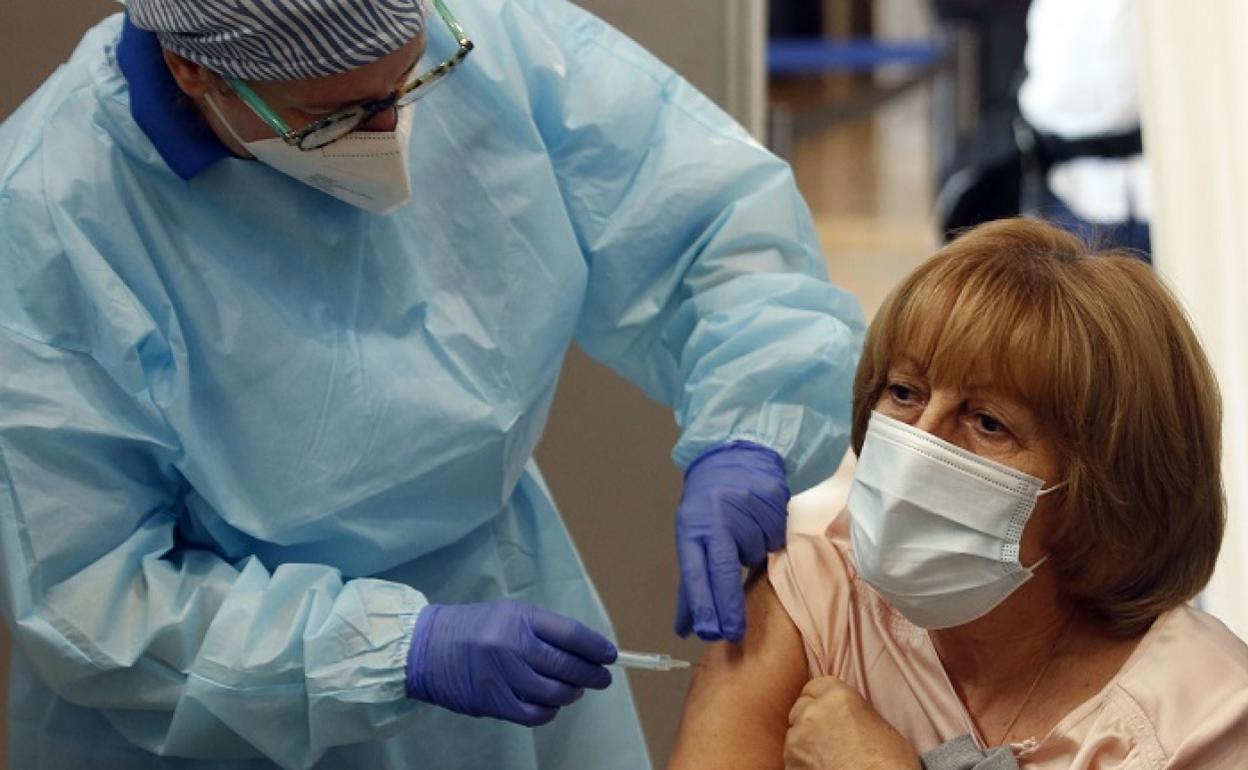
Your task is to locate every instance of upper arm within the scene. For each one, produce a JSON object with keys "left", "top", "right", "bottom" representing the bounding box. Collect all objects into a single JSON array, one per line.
[{"left": 668, "top": 572, "right": 810, "bottom": 770}]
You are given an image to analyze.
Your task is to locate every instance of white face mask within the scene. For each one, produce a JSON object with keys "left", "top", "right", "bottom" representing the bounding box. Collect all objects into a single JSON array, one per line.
[
  {"left": 206, "top": 93, "right": 415, "bottom": 215},
  {"left": 848, "top": 411, "right": 1064, "bottom": 630}
]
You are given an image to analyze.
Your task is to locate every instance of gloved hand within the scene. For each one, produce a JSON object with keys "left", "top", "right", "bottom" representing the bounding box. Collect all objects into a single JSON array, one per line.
[
  {"left": 405, "top": 600, "right": 616, "bottom": 726},
  {"left": 675, "top": 440, "right": 790, "bottom": 642}
]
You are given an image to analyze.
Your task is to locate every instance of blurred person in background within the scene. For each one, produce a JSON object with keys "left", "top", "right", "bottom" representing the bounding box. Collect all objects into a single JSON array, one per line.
[
  {"left": 936, "top": 0, "right": 1150, "bottom": 258},
  {"left": 1018, "top": 0, "right": 1151, "bottom": 257}
]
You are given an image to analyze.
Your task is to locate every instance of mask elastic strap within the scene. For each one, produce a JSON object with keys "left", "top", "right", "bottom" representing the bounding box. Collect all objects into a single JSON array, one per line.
[
  {"left": 1037, "top": 480, "right": 1068, "bottom": 497},
  {"left": 1024, "top": 483, "right": 1065, "bottom": 573},
  {"left": 204, "top": 91, "right": 252, "bottom": 149}
]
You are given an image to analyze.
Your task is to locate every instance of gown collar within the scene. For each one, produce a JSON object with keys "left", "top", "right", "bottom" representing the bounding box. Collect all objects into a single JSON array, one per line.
[{"left": 116, "top": 12, "right": 230, "bottom": 180}]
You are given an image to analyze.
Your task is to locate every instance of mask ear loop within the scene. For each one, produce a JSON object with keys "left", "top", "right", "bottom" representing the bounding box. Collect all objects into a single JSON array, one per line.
[
  {"left": 1037, "top": 480, "right": 1068, "bottom": 497},
  {"left": 1025, "top": 480, "right": 1068, "bottom": 572},
  {"left": 204, "top": 91, "right": 252, "bottom": 149}
]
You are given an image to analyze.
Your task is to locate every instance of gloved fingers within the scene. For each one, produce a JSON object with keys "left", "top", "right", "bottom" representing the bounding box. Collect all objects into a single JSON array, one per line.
[
  {"left": 731, "top": 513, "right": 768, "bottom": 567},
  {"left": 749, "top": 488, "right": 789, "bottom": 552},
  {"left": 677, "top": 538, "right": 722, "bottom": 640},
  {"left": 526, "top": 638, "right": 612, "bottom": 690},
  {"left": 503, "top": 698, "right": 559, "bottom": 728},
  {"left": 508, "top": 665, "right": 587, "bottom": 708},
  {"left": 674, "top": 582, "right": 694, "bottom": 638},
  {"left": 708, "top": 538, "right": 747, "bottom": 642},
  {"left": 472, "top": 678, "right": 558, "bottom": 726},
  {"left": 529, "top": 608, "right": 617, "bottom": 665}
]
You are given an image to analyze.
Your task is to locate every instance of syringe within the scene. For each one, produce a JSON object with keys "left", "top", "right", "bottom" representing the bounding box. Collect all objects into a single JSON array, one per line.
[{"left": 614, "top": 649, "right": 692, "bottom": 671}]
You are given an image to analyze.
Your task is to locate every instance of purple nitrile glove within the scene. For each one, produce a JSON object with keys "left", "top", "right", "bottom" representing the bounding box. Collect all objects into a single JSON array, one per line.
[
  {"left": 405, "top": 601, "right": 616, "bottom": 727},
  {"left": 674, "top": 441, "right": 790, "bottom": 642}
]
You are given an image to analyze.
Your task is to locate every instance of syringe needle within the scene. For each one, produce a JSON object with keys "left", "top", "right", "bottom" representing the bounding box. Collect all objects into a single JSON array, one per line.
[{"left": 614, "top": 650, "right": 692, "bottom": 671}]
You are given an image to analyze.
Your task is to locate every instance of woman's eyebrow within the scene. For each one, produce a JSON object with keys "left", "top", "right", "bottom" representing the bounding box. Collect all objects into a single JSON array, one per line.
[
  {"left": 889, "top": 357, "right": 923, "bottom": 374},
  {"left": 964, "top": 385, "right": 1035, "bottom": 417}
]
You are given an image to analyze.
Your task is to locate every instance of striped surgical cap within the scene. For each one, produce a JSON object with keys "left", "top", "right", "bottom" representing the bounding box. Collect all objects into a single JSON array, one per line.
[{"left": 128, "top": 0, "right": 426, "bottom": 81}]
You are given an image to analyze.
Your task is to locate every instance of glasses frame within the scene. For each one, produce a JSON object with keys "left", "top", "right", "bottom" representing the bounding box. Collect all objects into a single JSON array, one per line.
[{"left": 225, "top": 0, "right": 473, "bottom": 150}]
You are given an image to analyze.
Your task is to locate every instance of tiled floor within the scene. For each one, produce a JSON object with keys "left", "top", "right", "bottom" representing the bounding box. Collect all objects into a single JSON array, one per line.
[{"left": 799, "top": 84, "right": 938, "bottom": 317}]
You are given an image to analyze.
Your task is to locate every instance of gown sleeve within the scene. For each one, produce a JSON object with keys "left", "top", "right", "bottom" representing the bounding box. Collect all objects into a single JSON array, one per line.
[
  {"left": 0, "top": 323, "right": 427, "bottom": 768},
  {"left": 514, "top": 0, "right": 866, "bottom": 492}
]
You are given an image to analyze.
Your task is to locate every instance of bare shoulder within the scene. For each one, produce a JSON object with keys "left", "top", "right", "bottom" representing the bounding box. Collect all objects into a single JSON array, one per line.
[{"left": 667, "top": 573, "right": 810, "bottom": 770}]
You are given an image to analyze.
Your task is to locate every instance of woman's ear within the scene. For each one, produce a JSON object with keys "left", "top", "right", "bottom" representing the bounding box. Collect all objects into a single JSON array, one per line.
[{"left": 162, "top": 49, "right": 218, "bottom": 99}]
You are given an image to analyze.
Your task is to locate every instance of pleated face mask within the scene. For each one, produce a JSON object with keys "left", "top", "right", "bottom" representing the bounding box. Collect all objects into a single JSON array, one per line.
[{"left": 848, "top": 411, "right": 1063, "bottom": 630}]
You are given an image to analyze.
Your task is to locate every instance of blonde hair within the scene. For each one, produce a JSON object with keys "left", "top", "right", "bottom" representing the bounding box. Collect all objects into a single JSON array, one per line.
[{"left": 852, "top": 219, "right": 1224, "bottom": 637}]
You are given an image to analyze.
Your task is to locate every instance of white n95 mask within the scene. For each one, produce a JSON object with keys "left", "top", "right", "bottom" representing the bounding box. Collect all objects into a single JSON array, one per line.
[
  {"left": 206, "top": 93, "right": 415, "bottom": 215},
  {"left": 848, "top": 411, "right": 1063, "bottom": 630}
]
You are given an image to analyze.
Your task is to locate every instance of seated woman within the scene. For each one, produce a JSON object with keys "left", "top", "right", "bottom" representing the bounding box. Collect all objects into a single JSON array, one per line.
[{"left": 668, "top": 218, "right": 1248, "bottom": 770}]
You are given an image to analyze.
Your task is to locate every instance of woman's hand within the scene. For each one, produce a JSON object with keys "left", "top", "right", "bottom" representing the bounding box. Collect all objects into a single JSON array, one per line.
[{"left": 784, "top": 677, "right": 921, "bottom": 770}]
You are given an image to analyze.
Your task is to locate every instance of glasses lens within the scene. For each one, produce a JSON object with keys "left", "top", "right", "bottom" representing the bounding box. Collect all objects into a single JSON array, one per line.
[{"left": 299, "top": 107, "right": 367, "bottom": 149}]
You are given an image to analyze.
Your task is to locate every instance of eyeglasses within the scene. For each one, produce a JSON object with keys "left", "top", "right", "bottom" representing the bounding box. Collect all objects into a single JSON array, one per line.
[{"left": 225, "top": 0, "right": 473, "bottom": 150}]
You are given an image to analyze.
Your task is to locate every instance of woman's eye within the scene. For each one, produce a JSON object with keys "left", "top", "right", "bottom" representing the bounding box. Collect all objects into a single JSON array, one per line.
[
  {"left": 887, "top": 383, "right": 916, "bottom": 403},
  {"left": 975, "top": 413, "right": 1004, "bottom": 434}
]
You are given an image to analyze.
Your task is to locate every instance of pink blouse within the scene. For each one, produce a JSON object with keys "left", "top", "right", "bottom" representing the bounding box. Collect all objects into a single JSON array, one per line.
[{"left": 768, "top": 511, "right": 1248, "bottom": 769}]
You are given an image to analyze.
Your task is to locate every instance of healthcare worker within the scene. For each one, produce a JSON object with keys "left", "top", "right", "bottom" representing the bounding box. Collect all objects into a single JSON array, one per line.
[
  {"left": 1019, "top": 0, "right": 1152, "bottom": 256},
  {"left": 0, "top": 0, "right": 863, "bottom": 768}
]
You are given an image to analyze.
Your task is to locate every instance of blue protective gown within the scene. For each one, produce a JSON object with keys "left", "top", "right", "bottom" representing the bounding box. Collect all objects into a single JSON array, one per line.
[{"left": 0, "top": 2, "right": 864, "bottom": 768}]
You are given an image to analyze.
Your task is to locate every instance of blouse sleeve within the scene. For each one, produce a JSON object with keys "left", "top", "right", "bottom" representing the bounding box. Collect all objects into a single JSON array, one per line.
[
  {"left": 766, "top": 513, "right": 859, "bottom": 678},
  {"left": 1163, "top": 689, "right": 1248, "bottom": 769}
]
